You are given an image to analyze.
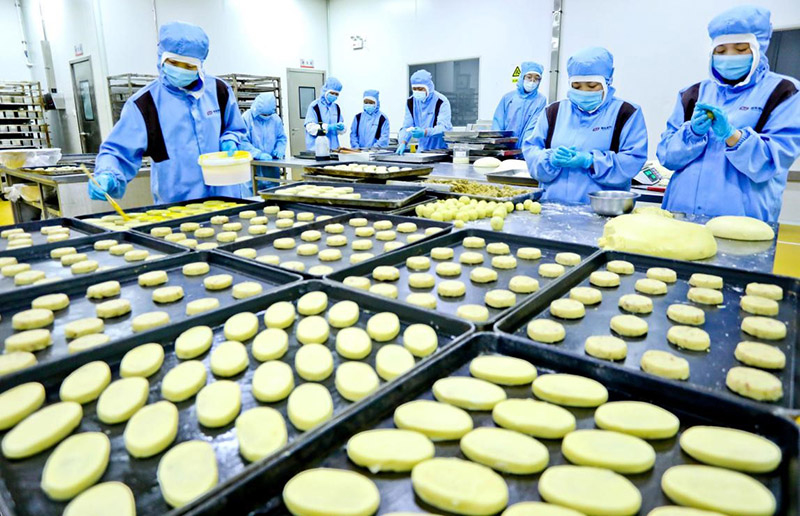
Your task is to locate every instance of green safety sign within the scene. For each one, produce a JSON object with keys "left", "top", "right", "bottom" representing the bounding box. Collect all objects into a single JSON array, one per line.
[{"left": 511, "top": 65, "right": 521, "bottom": 84}]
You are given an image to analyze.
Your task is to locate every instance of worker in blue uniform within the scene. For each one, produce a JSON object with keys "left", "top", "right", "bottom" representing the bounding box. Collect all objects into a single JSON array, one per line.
[
  {"left": 305, "top": 77, "right": 345, "bottom": 150},
  {"left": 350, "top": 89, "right": 390, "bottom": 149},
  {"left": 240, "top": 92, "right": 286, "bottom": 186},
  {"left": 493, "top": 61, "right": 547, "bottom": 148},
  {"left": 396, "top": 70, "right": 453, "bottom": 154},
  {"left": 658, "top": 5, "right": 800, "bottom": 222},
  {"left": 522, "top": 47, "right": 648, "bottom": 204},
  {"left": 90, "top": 21, "right": 247, "bottom": 203}
]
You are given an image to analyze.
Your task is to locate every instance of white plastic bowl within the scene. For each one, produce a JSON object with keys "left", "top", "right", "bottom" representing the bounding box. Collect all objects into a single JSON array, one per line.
[{"left": 198, "top": 150, "right": 252, "bottom": 186}]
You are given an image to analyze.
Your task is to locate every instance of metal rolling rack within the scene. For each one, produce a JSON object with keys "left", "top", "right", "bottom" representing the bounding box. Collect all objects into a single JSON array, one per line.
[
  {"left": 107, "top": 74, "right": 157, "bottom": 123},
  {"left": 0, "top": 81, "right": 51, "bottom": 149},
  {"left": 219, "top": 74, "right": 282, "bottom": 116}
]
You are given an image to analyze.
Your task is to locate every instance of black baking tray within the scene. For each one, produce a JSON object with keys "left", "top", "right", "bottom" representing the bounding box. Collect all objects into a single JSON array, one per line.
[
  {"left": 0, "top": 251, "right": 300, "bottom": 382},
  {"left": 76, "top": 196, "right": 261, "bottom": 232},
  {"left": 0, "top": 231, "right": 187, "bottom": 295},
  {"left": 327, "top": 228, "right": 599, "bottom": 330},
  {"left": 217, "top": 211, "right": 453, "bottom": 279},
  {"left": 130, "top": 201, "right": 344, "bottom": 244},
  {"left": 0, "top": 280, "right": 473, "bottom": 516},
  {"left": 186, "top": 332, "right": 799, "bottom": 516},
  {"left": 428, "top": 184, "right": 542, "bottom": 204},
  {"left": 0, "top": 217, "right": 108, "bottom": 251},
  {"left": 304, "top": 161, "right": 433, "bottom": 180},
  {"left": 495, "top": 250, "right": 800, "bottom": 410},
  {"left": 259, "top": 181, "right": 428, "bottom": 209}
]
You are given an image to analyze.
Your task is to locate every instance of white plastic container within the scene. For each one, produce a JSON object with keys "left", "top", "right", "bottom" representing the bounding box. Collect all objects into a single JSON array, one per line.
[
  {"left": 198, "top": 150, "right": 252, "bottom": 186},
  {"left": 0, "top": 148, "right": 61, "bottom": 169}
]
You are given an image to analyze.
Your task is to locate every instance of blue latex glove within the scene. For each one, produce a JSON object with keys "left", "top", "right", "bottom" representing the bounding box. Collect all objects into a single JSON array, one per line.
[
  {"left": 554, "top": 146, "right": 593, "bottom": 168},
  {"left": 273, "top": 153, "right": 285, "bottom": 160},
  {"left": 690, "top": 105, "right": 712, "bottom": 136},
  {"left": 334, "top": 122, "right": 345, "bottom": 132},
  {"left": 221, "top": 140, "right": 237, "bottom": 157},
  {"left": 410, "top": 128, "right": 426, "bottom": 138},
  {"left": 550, "top": 146, "right": 576, "bottom": 167},
  {"left": 395, "top": 143, "right": 407, "bottom": 155},
  {"left": 88, "top": 173, "right": 118, "bottom": 201},
  {"left": 697, "top": 103, "right": 736, "bottom": 141},
  {"left": 256, "top": 152, "right": 272, "bottom": 161}
]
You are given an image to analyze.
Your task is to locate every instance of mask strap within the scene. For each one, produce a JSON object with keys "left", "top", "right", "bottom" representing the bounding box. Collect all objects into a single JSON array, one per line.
[
  {"left": 568, "top": 75, "right": 607, "bottom": 112},
  {"left": 710, "top": 33, "right": 759, "bottom": 86}
]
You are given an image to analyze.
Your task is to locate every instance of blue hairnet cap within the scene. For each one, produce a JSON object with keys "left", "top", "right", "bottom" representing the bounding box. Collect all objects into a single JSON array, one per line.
[
  {"left": 567, "top": 47, "right": 614, "bottom": 82},
  {"left": 324, "top": 77, "right": 343, "bottom": 93},
  {"left": 363, "top": 89, "right": 380, "bottom": 101},
  {"left": 158, "top": 21, "right": 209, "bottom": 61},
  {"left": 410, "top": 69, "right": 435, "bottom": 92},
  {"left": 520, "top": 62, "right": 544, "bottom": 76},
  {"left": 708, "top": 5, "right": 772, "bottom": 54},
  {"left": 252, "top": 92, "right": 277, "bottom": 116}
]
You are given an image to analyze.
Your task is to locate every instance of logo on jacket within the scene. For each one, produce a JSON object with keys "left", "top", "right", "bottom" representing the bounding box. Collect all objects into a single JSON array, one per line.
[
  {"left": 207, "top": 108, "right": 221, "bottom": 116},
  {"left": 739, "top": 106, "right": 762, "bottom": 111},
  {"left": 593, "top": 125, "right": 612, "bottom": 132}
]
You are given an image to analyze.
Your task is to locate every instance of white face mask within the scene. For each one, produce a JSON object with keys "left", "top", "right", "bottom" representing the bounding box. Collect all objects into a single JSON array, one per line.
[{"left": 523, "top": 80, "right": 539, "bottom": 93}]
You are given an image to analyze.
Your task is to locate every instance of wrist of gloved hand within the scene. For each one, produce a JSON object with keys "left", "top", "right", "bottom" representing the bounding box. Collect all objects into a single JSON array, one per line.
[{"left": 576, "top": 151, "right": 593, "bottom": 169}]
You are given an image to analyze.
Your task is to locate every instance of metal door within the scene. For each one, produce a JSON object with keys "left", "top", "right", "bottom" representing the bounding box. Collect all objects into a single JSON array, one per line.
[
  {"left": 286, "top": 69, "right": 325, "bottom": 154},
  {"left": 70, "top": 57, "right": 102, "bottom": 153}
]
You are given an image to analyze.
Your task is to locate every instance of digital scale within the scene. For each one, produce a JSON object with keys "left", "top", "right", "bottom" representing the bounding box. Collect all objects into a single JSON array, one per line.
[{"left": 633, "top": 163, "right": 663, "bottom": 186}]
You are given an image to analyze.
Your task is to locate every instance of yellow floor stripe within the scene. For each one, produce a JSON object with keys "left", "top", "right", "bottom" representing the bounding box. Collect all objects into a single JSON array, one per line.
[{"left": 774, "top": 223, "right": 800, "bottom": 278}]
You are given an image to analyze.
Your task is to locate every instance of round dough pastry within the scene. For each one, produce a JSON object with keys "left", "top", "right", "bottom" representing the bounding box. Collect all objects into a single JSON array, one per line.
[
  {"left": 324, "top": 223, "right": 345, "bottom": 234},
  {"left": 589, "top": 270, "right": 620, "bottom": 287},
  {"left": 687, "top": 287, "right": 723, "bottom": 305},
  {"left": 94, "top": 298, "right": 131, "bottom": 320},
  {"left": 335, "top": 361, "right": 379, "bottom": 401},
  {"left": 375, "top": 230, "right": 395, "bottom": 241},
  {"left": 562, "top": 429, "right": 656, "bottom": 473},
  {"left": 660, "top": 465, "right": 775, "bottom": 516},
  {"left": 745, "top": 282, "right": 782, "bottom": 300},
  {"left": 12, "top": 308, "right": 54, "bottom": 330},
  {"left": 264, "top": 301, "right": 296, "bottom": 329},
  {"left": 667, "top": 304, "right": 705, "bottom": 325},
  {"left": 538, "top": 465, "right": 641, "bottom": 516},
  {"left": 64, "top": 317, "right": 104, "bottom": 339},
  {"left": 667, "top": 326, "right": 710, "bottom": 351},
  {"left": 93, "top": 239, "right": 118, "bottom": 251},
  {"left": 252, "top": 360, "right": 294, "bottom": 403},
  {"left": 347, "top": 429, "right": 434, "bottom": 473},
  {"left": 61, "top": 253, "right": 88, "bottom": 266},
  {"left": 619, "top": 294, "right": 653, "bottom": 314},
  {"left": 354, "top": 227, "right": 375, "bottom": 238},
  {"left": 186, "top": 297, "right": 220, "bottom": 316},
  {"left": 463, "top": 236, "right": 486, "bottom": 248},
  {"left": 31, "top": 293, "right": 69, "bottom": 313},
  {"left": 568, "top": 286, "right": 602, "bottom": 305},
  {"left": 527, "top": 319, "right": 565, "bottom": 343},
  {"left": 352, "top": 239, "right": 373, "bottom": 251},
  {"left": 348, "top": 254, "right": 373, "bottom": 266},
  {"left": 327, "top": 300, "right": 360, "bottom": 328},
  {"left": 182, "top": 262, "right": 210, "bottom": 277},
  {"left": 333, "top": 327, "right": 371, "bottom": 360},
  {"left": 59, "top": 361, "right": 112, "bottom": 405},
  {"left": 679, "top": 426, "right": 781, "bottom": 473},
  {"left": 319, "top": 249, "right": 342, "bottom": 261},
  {"left": 235, "top": 406, "right": 288, "bottom": 463},
  {"left": 492, "top": 255, "right": 517, "bottom": 270},
  {"left": 210, "top": 215, "right": 229, "bottom": 224},
  {"left": 741, "top": 316, "right": 786, "bottom": 340},
  {"left": 383, "top": 241, "right": 403, "bottom": 252},
  {"left": 223, "top": 312, "right": 259, "bottom": 341},
  {"left": 196, "top": 380, "right": 241, "bottom": 427},
  {"left": 120, "top": 343, "right": 165, "bottom": 378},
  {"left": 459, "top": 251, "right": 484, "bottom": 265},
  {"left": 376, "top": 344, "right": 415, "bottom": 381},
  {"left": 96, "top": 377, "right": 149, "bottom": 424},
  {"left": 411, "top": 458, "right": 508, "bottom": 516},
  {"left": 533, "top": 373, "right": 608, "bottom": 407},
  {"left": 296, "top": 316, "right": 330, "bottom": 345},
  {"left": 1, "top": 263, "right": 29, "bottom": 277},
  {"left": 436, "top": 262, "right": 462, "bottom": 277},
  {"left": 349, "top": 217, "right": 368, "bottom": 227},
  {"left": 509, "top": 275, "right": 539, "bottom": 294},
  {"left": 203, "top": 274, "right": 233, "bottom": 291},
  {"left": 369, "top": 283, "right": 398, "bottom": 299},
  {"left": 283, "top": 468, "right": 379, "bottom": 516},
  {"left": 301, "top": 230, "right": 322, "bottom": 242},
  {"left": 194, "top": 227, "right": 215, "bottom": 239},
  {"left": 152, "top": 286, "right": 184, "bottom": 304},
  {"left": 157, "top": 440, "right": 218, "bottom": 508},
  {"left": 397, "top": 222, "right": 417, "bottom": 233},
  {"left": 689, "top": 273, "right": 723, "bottom": 289},
  {"left": 68, "top": 333, "right": 111, "bottom": 354},
  {"left": 726, "top": 366, "right": 782, "bottom": 401},
  {"left": 636, "top": 278, "right": 668, "bottom": 295},
  {"left": 210, "top": 340, "right": 249, "bottom": 377},
  {"left": 252, "top": 328, "right": 289, "bottom": 361},
  {"left": 516, "top": 247, "right": 542, "bottom": 260},
  {"left": 273, "top": 237, "right": 295, "bottom": 250},
  {"left": 647, "top": 267, "right": 677, "bottom": 283},
  {"left": 232, "top": 281, "right": 263, "bottom": 300},
  {"left": 406, "top": 293, "right": 437, "bottom": 309},
  {"left": 611, "top": 314, "right": 648, "bottom": 337},
  {"left": 469, "top": 355, "right": 537, "bottom": 385},
  {"left": 485, "top": 289, "right": 516, "bottom": 309},
  {"left": 40, "top": 431, "right": 110, "bottom": 501},
  {"left": 555, "top": 252, "right": 581, "bottom": 266},
  {"left": 461, "top": 426, "right": 548, "bottom": 474},
  {"left": 607, "top": 260, "right": 635, "bottom": 275},
  {"left": 1, "top": 401, "right": 82, "bottom": 459},
  {"left": 433, "top": 376, "right": 507, "bottom": 410},
  {"left": 431, "top": 247, "right": 454, "bottom": 260},
  {"left": 404, "top": 256, "right": 429, "bottom": 271},
  {"left": 393, "top": 400, "right": 472, "bottom": 441},
  {"left": 51, "top": 247, "right": 77, "bottom": 259},
  {"left": 734, "top": 341, "right": 786, "bottom": 369},
  {"left": 296, "top": 243, "right": 318, "bottom": 256},
  {"left": 71, "top": 261, "right": 98, "bottom": 275},
  {"left": 486, "top": 242, "right": 509, "bottom": 255},
  {"left": 492, "top": 398, "right": 575, "bottom": 439},
  {"left": 343, "top": 276, "right": 370, "bottom": 290},
  {"left": 550, "top": 298, "right": 585, "bottom": 319},
  {"left": 585, "top": 335, "right": 628, "bottom": 361},
  {"left": 437, "top": 280, "right": 466, "bottom": 297},
  {"left": 402, "top": 323, "right": 438, "bottom": 357},
  {"left": 298, "top": 291, "right": 328, "bottom": 315},
  {"left": 641, "top": 350, "right": 690, "bottom": 380},
  {"left": 406, "top": 272, "right": 434, "bottom": 289},
  {"left": 131, "top": 311, "right": 170, "bottom": 333},
  {"left": 457, "top": 304, "right": 490, "bottom": 322},
  {"left": 0, "top": 382, "right": 45, "bottom": 430},
  {"left": 739, "top": 295, "right": 779, "bottom": 316},
  {"left": 366, "top": 312, "right": 400, "bottom": 342},
  {"left": 124, "top": 401, "right": 178, "bottom": 458},
  {"left": 0, "top": 352, "right": 37, "bottom": 376},
  {"left": 62, "top": 482, "right": 135, "bottom": 516},
  {"left": 373, "top": 265, "right": 400, "bottom": 281},
  {"left": 287, "top": 382, "right": 333, "bottom": 431},
  {"left": 123, "top": 249, "right": 149, "bottom": 262},
  {"left": 161, "top": 360, "right": 207, "bottom": 402},
  {"left": 594, "top": 400, "right": 680, "bottom": 439}
]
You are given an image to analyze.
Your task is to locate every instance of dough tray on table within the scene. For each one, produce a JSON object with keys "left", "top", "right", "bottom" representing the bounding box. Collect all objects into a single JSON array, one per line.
[
  {"left": 259, "top": 181, "right": 428, "bottom": 210},
  {"left": 0, "top": 217, "right": 109, "bottom": 251}
]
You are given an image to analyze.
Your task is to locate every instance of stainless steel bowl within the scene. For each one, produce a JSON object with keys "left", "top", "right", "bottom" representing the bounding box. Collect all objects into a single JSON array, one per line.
[{"left": 588, "top": 190, "right": 640, "bottom": 216}]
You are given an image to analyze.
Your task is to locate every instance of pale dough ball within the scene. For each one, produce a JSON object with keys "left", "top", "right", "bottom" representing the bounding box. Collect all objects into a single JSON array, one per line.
[
  {"left": 93, "top": 239, "right": 118, "bottom": 251},
  {"left": 1, "top": 262, "right": 29, "bottom": 277},
  {"left": 436, "top": 262, "right": 462, "bottom": 277},
  {"left": 296, "top": 316, "right": 330, "bottom": 345},
  {"left": 64, "top": 317, "right": 104, "bottom": 339},
  {"left": 96, "top": 377, "right": 148, "bottom": 424},
  {"left": 647, "top": 267, "right": 677, "bottom": 283},
  {"left": 180, "top": 222, "right": 200, "bottom": 232},
  {"left": 318, "top": 249, "right": 342, "bottom": 261},
  {"left": 198, "top": 242, "right": 220, "bottom": 250},
  {"left": 335, "top": 327, "right": 372, "bottom": 359},
  {"left": 263, "top": 206, "right": 280, "bottom": 215},
  {"left": 374, "top": 220, "right": 393, "bottom": 230},
  {"left": 346, "top": 428, "right": 434, "bottom": 473},
  {"left": 741, "top": 316, "right": 786, "bottom": 340},
  {"left": 327, "top": 300, "right": 360, "bottom": 328},
  {"left": 186, "top": 298, "right": 220, "bottom": 316},
  {"left": 301, "top": 230, "right": 322, "bottom": 242},
  {"left": 492, "top": 255, "right": 517, "bottom": 270},
  {"left": 610, "top": 314, "right": 648, "bottom": 337},
  {"left": 164, "top": 232, "right": 187, "bottom": 243},
  {"left": 273, "top": 237, "right": 295, "bottom": 250},
  {"left": 12, "top": 308, "right": 54, "bottom": 330},
  {"left": 232, "top": 281, "right": 263, "bottom": 299},
  {"left": 618, "top": 294, "right": 653, "bottom": 314},
  {"left": 486, "top": 242, "right": 510, "bottom": 255},
  {"left": 726, "top": 366, "right": 782, "bottom": 401},
  {"left": 86, "top": 280, "right": 120, "bottom": 299},
  {"left": 397, "top": 222, "right": 417, "bottom": 233},
  {"left": 210, "top": 215, "right": 229, "bottom": 225},
  {"left": 298, "top": 291, "right": 328, "bottom": 315},
  {"left": 405, "top": 256, "right": 430, "bottom": 271},
  {"left": 32, "top": 293, "right": 70, "bottom": 311},
  {"left": 277, "top": 210, "right": 295, "bottom": 220},
  {"left": 517, "top": 247, "right": 542, "bottom": 260},
  {"left": 527, "top": 319, "right": 565, "bottom": 343},
  {"left": 194, "top": 227, "right": 215, "bottom": 239},
  {"left": 463, "top": 236, "right": 485, "bottom": 248},
  {"left": 252, "top": 328, "right": 289, "bottom": 361},
  {"left": 295, "top": 343, "right": 334, "bottom": 381},
  {"left": 210, "top": 340, "right": 249, "bottom": 377},
  {"left": 367, "top": 312, "right": 400, "bottom": 341},
  {"left": 195, "top": 381, "right": 241, "bottom": 428},
  {"left": 438, "top": 280, "right": 466, "bottom": 297},
  {"left": 182, "top": 262, "right": 210, "bottom": 277},
  {"left": 459, "top": 252, "right": 484, "bottom": 265},
  {"left": 509, "top": 275, "right": 539, "bottom": 294},
  {"left": 585, "top": 335, "right": 628, "bottom": 361},
  {"left": 348, "top": 217, "right": 368, "bottom": 227},
  {"left": 355, "top": 227, "right": 375, "bottom": 238},
  {"left": 352, "top": 239, "right": 373, "bottom": 251},
  {"left": 589, "top": 270, "right": 620, "bottom": 287},
  {"left": 540, "top": 263, "right": 566, "bottom": 278},
  {"left": 569, "top": 286, "right": 602, "bottom": 305},
  {"left": 70, "top": 261, "right": 98, "bottom": 275},
  {"left": 745, "top": 282, "right": 782, "bottom": 300},
  {"left": 383, "top": 241, "right": 404, "bottom": 252},
  {"left": 433, "top": 376, "right": 507, "bottom": 410},
  {"left": 485, "top": 289, "right": 516, "bottom": 309},
  {"left": 734, "top": 341, "right": 786, "bottom": 369},
  {"left": 375, "top": 230, "right": 396, "bottom": 241},
  {"left": 108, "top": 243, "right": 133, "bottom": 256},
  {"left": 4, "top": 328, "right": 52, "bottom": 352},
  {"left": 344, "top": 276, "right": 371, "bottom": 290},
  {"left": 636, "top": 278, "right": 668, "bottom": 295},
  {"left": 555, "top": 252, "right": 581, "bottom": 266},
  {"left": 124, "top": 249, "right": 149, "bottom": 262},
  {"left": 640, "top": 350, "right": 689, "bottom": 380},
  {"left": 152, "top": 286, "right": 184, "bottom": 304},
  {"left": 606, "top": 260, "right": 634, "bottom": 275},
  {"left": 666, "top": 304, "right": 705, "bottom": 325},
  {"left": 687, "top": 287, "right": 723, "bottom": 305},
  {"left": 470, "top": 267, "right": 497, "bottom": 284},
  {"left": 222, "top": 222, "right": 242, "bottom": 232},
  {"left": 96, "top": 299, "right": 132, "bottom": 318},
  {"left": 369, "top": 283, "right": 398, "bottom": 299},
  {"left": 408, "top": 273, "right": 435, "bottom": 289},
  {"left": 689, "top": 273, "right": 723, "bottom": 289},
  {"left": 204, "top": 274, "right": 233, "bottom": 291},
  {"left": 348, "top": 254, "right": 373, "bottom": 265},
  {"left": 550, "top": 298, "right": 585, "bottom": 319},
  {"left": 431, "top": 247, "right": 454, "bottom": 260},
  {"left": 533, "top": 373, "right": 608, "bottom": 407},
  {"left": 67, "top": 333, "right": 111, "bottom": 354},
  {"left": 457, "top": 304, "right": 490, "bottom": 322},
  {"left": 335, "top": 361, "right": 379, "bottom": 402},
  {"left": 0, "top": 351, "right": 37, "bottom": 376},
  {"left": 667, "top": 326, "right": 711, "bottom": 351},
  {"left": 324, "top": 223, "right": 344, "bottom": 234},
  {"left": 373, "top": 265, "right": 400, "bottom": 281},
  {"left": 233, "top": 248, "right": 257, "bottom": 259},
  {"left": 248, "top": 224, "right": 267, "bottom": 235},
  {"left": 406, "top": 293, "right": 437, "bottom": 309},
  {"left": 120, "top": 343, "right": 165, "bottom": 378},
  {"left": 740, "top": 295, "right": 779, "bottom": 316},
  {"left": 297, "top": 212, "right": 315, "bottom": 222},
  {"left": 131, "top": 311, "right": 170, "bottom": 333}
]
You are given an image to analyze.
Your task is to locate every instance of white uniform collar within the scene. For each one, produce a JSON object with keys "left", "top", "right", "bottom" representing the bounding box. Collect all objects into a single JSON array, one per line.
[{"left": 709, "top": 33, "right": 760, "bottom": 87}]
